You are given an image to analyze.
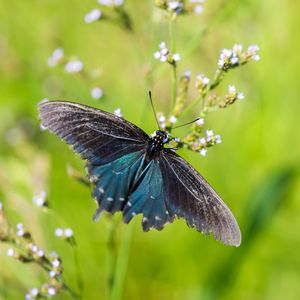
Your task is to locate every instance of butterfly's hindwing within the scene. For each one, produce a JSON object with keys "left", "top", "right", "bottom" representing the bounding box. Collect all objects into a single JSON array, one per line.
[
  {"left": 160, "top": 150, "right": 241, "bottom": 246},
  {"left": 123, "top": 159, "right": 174, "bottom": 231},
  {"left": 88, "top": 151, "right": 146, "bottom": 215}
]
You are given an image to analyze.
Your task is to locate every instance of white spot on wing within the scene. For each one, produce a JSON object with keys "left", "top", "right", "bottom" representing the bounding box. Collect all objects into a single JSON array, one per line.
[{"left": 107, "top": 197, "right": 113, "bottom": 202}]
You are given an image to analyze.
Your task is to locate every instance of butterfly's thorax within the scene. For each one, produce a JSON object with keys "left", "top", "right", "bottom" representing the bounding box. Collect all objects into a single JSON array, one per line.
[{"left": 147, "top": 130, "right": 170, "bottom": 157}]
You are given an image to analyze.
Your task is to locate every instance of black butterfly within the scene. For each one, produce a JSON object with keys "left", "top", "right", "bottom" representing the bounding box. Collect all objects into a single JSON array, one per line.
[{"left": 38, "top": 100, "right": 241, "bottom": 246}]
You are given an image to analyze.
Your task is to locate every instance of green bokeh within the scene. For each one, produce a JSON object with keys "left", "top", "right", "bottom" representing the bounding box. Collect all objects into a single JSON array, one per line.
[{"left": 0, "top": 0, "right": 299, "bottom": 299}]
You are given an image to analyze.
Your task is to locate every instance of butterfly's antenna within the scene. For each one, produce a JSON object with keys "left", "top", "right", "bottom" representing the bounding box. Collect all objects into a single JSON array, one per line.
[
  {"left": 148, "top": 91, "right": 160, "bottom": 129},
  {"left": 172, "top": 118, "right": 201, "bottom": 130}
]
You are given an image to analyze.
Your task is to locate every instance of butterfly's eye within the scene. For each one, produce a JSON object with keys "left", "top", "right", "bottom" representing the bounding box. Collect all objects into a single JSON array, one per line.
[{"left": 163, "top": 132, "right": 170, "bottom": 143}]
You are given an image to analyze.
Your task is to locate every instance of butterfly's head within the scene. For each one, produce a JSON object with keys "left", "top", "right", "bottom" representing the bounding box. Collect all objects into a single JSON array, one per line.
[{"left": 148, "top": 130, "right": 170, "bottom": 154}]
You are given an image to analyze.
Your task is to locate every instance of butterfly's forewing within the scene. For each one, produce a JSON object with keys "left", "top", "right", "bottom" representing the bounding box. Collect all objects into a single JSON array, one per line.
[
  {"left": 38, "top": 100, "right": 149, "bottom": 217},
  {"left": 160, "top": 150, "right": 241, "bottom": 246},
  {"left": 38, "top": 101, "right": 149, "bottom": 165}
]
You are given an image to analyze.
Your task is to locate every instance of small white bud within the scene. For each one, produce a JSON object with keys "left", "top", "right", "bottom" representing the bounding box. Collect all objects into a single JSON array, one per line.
[
  {"left": 200, "top": 148, "right": 207, "bottom": 156},
  {"left": 169, "top": 116, "right": 177, "bottom": 123},
  {"left": 48, "top": 287, "right": 56, "bottom": 296},
  {"left": 114, "top": 108, "right": 122, "bottom": 117},
  {"left": 172, "top": 53, "right": 181, "bottom": 62},
  {"left": 91, "top": 87, "right": 103, "bottom": 99},
  {"left": 7, "top": 248, "right": 15, "bottom": 257},
  {"left": 55, "top": 228, "right": 63, "bottom": 237},
  {"left": 52, "top": 259, "right": 60, "bottom": 268},
  {"left": 196, "top": 118, "right": 204, "bottom": 126},
  {"left": 64, "top": 228, "right": 73, "bottom": 238},
  {"left": 84, "top": 9, "right": 102, "bottom": 23}
]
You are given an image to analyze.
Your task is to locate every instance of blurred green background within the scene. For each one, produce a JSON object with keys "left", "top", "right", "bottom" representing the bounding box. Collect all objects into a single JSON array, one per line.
[{"left": 0, "top": 0, "right": 300, "bottom": 299}]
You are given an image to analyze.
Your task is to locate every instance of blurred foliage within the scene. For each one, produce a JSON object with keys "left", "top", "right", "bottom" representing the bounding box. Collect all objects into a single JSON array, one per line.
[{"left": 0, "top": 0, "right": 300, "bottom": 299}]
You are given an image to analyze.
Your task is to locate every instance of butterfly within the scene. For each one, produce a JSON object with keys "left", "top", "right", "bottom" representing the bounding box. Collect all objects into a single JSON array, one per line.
[{"left": 38, "top": 100, "right": 241, "bottom": 246}]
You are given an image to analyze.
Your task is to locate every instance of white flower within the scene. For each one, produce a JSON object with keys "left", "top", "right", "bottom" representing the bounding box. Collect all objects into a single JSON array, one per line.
[
  {"left": 65, "top": 60, "right": 83, "bottom": 73},
  {"left": 84, "top": 9, "right": 102, "bottom": 24},
  {"left": 7, "top": 248, "right": 15, "bottom": 257},
  {"left": 64, "top": 228, "right": 73, "bottom": 238},
  {"left": 47, "top": 48, "right": 64, "bottom": 67},
  {"left": 237, "top": 92, "right": 244, "bottom": 100},
  {"left": 49, "top": 251, "right": 59, "bottom": 258},
  {"left": 230, "top": 56, "right": 239, "bottom": 65},
  {"left": 169, "top": 116, "right": 177, "bottom": 123},
  {"left": 55, "top": 228, "right": 63, "bottom": 237},
  {"left": 114, "top": 0, "right": 124, "bottom": 6},
  {"left": 37, "top": 250, "right": 44, "bottom": 257},
  {"left": 0, "top": 202, "right": 3, "bottom": 210},
  {"left": 91, "top": 87, "right": 103, "bottom": 99},
  {"left": 159, "top": 115, "right": 166, "bottom": 123},
  {"left": 174, "top": 137, "right": 181, "bottom": 143},
  {"left": 49, "top": 270, "right": 57, "bottom": 278},
  {"left": 168, "top": 1, "right": 181, "bottom": 10},
  {"left": 30, "top": 288, "right": 39, "bottom": 297},
  {"left": 194, "top": 5, "right": 203, "bottom": 14},
  {"left": 196, "top": 118, "right": 204, "bottom": 126},
  {"left": 196, "top": 74, "right": 210, "bottom": 85},
  {"left": 154, "top": 51, "right": 161, "bottom": 59},
  {"left": 248, "top": 44, "right": 259, "bottom": 52},
  {"left": 200, "top": 148, "right": 207, "bottom": 156},
  {"left": 160, "top": 55, "right": 167, "bottom": 62},
  {"left": 252, "top": 54, "right": 260, "bottom": 61},
  {"left": 16, "top": 223, "right": 23, "bottom": 230},
  {"left": 52, "top": 48, "right": 64, "bottom": 60},
  {"left": 98, "top": 0, "right": 112, "bottom": 5},
  {"left": 228, "top": 85, "right": 236, "bottom": 93},
  {"left": 215, "top": 134, "right": 222, "bottom": 144},
  {"left": 206, "top": 130, "right": 214, "bottom": 137},
  {"left": 172, "top": 53, "right": 181, "bottom": 62},
  {"left": 114, "top": 108, "right": 122, "bottom": 117},
  {"left": 199, "top": 137, "right": 206, "bottom": 145},
  {"left": 31, "top": 244, "right": 38, "bottom": 253},
  {"left": 159, "top": 42, "right": 167, "bottom": 49},
  {"left": 233, "top": 44, "right": 243, "bottom": 54},
  {"left": 32, "top": 191, "right": 46, "bottom": 207},
  {"left": 48, "top": 287, "right": 56, "bottom": 296},
  {"left": 16, "top": 223, "right": 25, "bottom": 236},
  {"left": 52, "top": 259, "right": 60, "bottom": 268},
  {"left": 184, "top": 70, "right": 191, "bottom": 78}
]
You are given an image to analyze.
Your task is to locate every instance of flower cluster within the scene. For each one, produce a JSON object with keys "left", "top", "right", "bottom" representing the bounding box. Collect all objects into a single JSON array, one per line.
[
  {"left": 218, "top": 85, "right": 244, "bottom": 108},
  {"left": 154, "top": 42, "right": 180, "bottom": 64},
  {"left": 156, "top": 112, "right": 177, "bottom": 130},
  {"left": 218, "top": 44, "right": 260, "bottom": 71},
  {"left": 155, "top": 0, "right": 206, "bottom": 16},
  {"left": 32, "top": 191, "right": 47, "bottom": 207},
  {"left": 47, "top": 48, "right": 104, "bottom": 100},
  {"left": 55, "top": 227, "right": 74, "bottom": 239},
  {"left": 195, "top": 74, "right": 210, "bottom": 95}
]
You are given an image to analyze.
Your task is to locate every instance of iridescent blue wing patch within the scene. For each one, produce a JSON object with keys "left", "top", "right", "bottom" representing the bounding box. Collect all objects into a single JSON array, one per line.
[
  {"left": 159, "top": 150, "right": 241, "bottom": 246},
  {"left": 123, "top": 159, "right": 174, "bottom": 231}
]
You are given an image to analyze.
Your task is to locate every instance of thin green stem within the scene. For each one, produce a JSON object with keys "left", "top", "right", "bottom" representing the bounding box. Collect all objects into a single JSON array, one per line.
[
  {"left": 172, "top": 64, "right": 178, "bottom": 110},
  {"left": 107, "top": 217, "right": 119, "bottom": 300},
  {"left": 169, "top": 18, "right": 177, "bottom": 111},
  {"left": 69, "top": 239, "right": 84, "bottom": 297},
  {"left": 111, "top": 224, "right": 133, "bottom": 300}
]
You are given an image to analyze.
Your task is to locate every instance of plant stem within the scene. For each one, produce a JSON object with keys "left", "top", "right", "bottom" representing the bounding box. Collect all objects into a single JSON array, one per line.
[
  {"left": 70, "top": 239, "right": 84, "bottom": 297},
  {"left": 111, "top": 224, "right": 133, "bottom": 300},
  {"left": 169, "top": 19, "right": 177, "bottom": 110},
  {"left": 107, "top": 217, "right": 119, "bottom": 300}
]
